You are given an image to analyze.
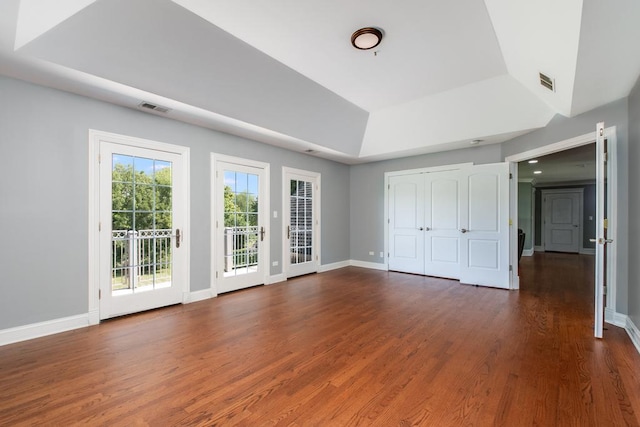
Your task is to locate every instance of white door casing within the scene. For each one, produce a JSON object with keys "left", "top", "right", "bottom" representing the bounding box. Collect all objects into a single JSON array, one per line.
[
  {"left": 212, "top": 155, "right": 269, "bottom": 294},
  {"left": 543, "top": 190, "right": 582, "bottom": 253},
  {"left": 92, "top": 131, "right": 190, "bottom": 320},
  {"left": 283, "top": 167, "right": 321, "bottom": 278},
  {"left": 594, "top": 122, "right": 608, "bottom": 338},
  {"left": 459, "top": 163, "right": 510, "bottom": 289},
  {"left": 388, "top": 173, "right": 425, "bottom": 274}
]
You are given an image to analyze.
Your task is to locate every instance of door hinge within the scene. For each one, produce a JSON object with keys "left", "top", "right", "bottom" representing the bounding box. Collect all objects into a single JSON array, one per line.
[
  {"left": 316, "top": 255, "right": 318, "bottom": 261},
  {"left": 216, "top": 271, "right": 219, "bottom": 279},
  {"left": 604, "top": 218, "right": 608, "bottom": 229},
  {"left": 509, "top": 173, "right": 513, "bottom": 179},
  {"left": 604, "top": 152, "right": 608, "bottom": 163},
  {"left": 98, "top": 221, "right": 102, "bottom": 231},
  {"left": 388, "top": 184, "right": 390, "bottom": 190},
  {"left": 99, "top": 289, "right": 102, "bottom": 299},
  {"left": 509, "top": 265, "right": 513, "bottom": 272},
  {"left": 216, "top": 220, "right": 218, "bottom": 228},
  {"left": 98, "top": 154, "right": 101, "bottom": 164}
]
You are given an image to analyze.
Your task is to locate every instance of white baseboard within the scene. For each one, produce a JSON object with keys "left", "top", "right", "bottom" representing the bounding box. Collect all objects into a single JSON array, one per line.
[
  {"left": 185, "top": 288, "right": 215, "bottom": 303},
  {"left": 319, "top": 260, "right": 350, "bottom": 272},
  {"left": 350, "top": 260, "right": 388, "bottom": 271},
  {"left": 266, "top": 273, "right": 286, "bottom": 285},
  {"left": 580, "top": 248, "right": 596, "bottom": 255},
  {"left": 534, "top": 246, "right": 545, "bottom": 252},
  {"left": 0, "top": 313, "right": 90, "bottom": 347},
  {"left": 522, "top": 248, "right": 534, "bottom": 257},
  {"left": 626, "top": 316, "right": 640, "bottom": 356},
  {"left": 605, "top": 307, "right": 627, "bottom": 328}
]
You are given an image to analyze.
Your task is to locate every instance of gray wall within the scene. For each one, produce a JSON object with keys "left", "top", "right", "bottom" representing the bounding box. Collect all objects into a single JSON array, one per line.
[
  {"left": 517, "top": 182, "right": 534, "bottom": 251},
  {"left": 0, "top": 76, "right": 350, "bottom": 330},
  {"left": 628, "top": 76, "right": 640, "bottom": 328}
]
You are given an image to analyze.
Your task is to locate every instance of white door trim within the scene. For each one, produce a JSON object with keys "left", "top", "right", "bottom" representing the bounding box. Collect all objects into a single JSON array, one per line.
[
  {"left": 541, "top": 188, "right": 584, "bottom": 253},
  {"left": 505, "top": 126, "right": 618, "bottom": 320},
  {"left": 88, "top": 129, "right": 191, "bottom": 324},
  {"left": 282, "top": 167, "right": 321, "bottom": 278},
  {"left": 210, "top": 153, "right": 270, "bottom": 295}
]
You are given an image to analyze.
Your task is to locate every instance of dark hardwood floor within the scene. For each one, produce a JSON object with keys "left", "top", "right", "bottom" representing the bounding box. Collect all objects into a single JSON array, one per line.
[{"left": 1, "top": 253, "right": 639, "bottom": 426}]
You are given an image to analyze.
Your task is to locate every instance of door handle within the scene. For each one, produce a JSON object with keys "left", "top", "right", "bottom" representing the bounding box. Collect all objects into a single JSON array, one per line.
[
  {"left": 260, "top": 226, "right": 265, "bottom": 241},
  {"left": 175, "top": 228, "right": 181, "bottom": 248},
  {"left": 590, "top": 238, "right": 614, "bottom": 244},
  {"left": 418, "top": 227, "right": 424, "bottom": 231},
  {"left": 287, "top": 225, "right": 290, "bottom": 239},
  {"left": 460, "top": 228, "right": 468, "bottom": 233}
]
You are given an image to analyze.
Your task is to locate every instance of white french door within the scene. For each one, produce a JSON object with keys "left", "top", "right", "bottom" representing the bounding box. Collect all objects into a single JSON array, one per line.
[
  {"left": 213, "top": 156, "right": 269, "bottom": 294},
  {"left": 459, "top": 163, "right": 510, "bottom": 289},
  {"left": 97, "top": 134, "right": 189, "bottom": 320},
  {"left": 283, "top": 168, "right": 320, "bottom": 278}
]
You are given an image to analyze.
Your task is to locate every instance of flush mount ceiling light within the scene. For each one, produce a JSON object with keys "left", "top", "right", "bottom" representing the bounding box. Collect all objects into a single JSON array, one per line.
[
  {"left": 528, "top": 159, "right": 539, "bottom": 164},
  {"left": 351, "top": 27, "right": 383, "bottom": 50}
]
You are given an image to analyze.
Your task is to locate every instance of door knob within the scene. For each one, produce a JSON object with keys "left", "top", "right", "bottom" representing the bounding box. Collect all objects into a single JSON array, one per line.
[
  {"left": 460, "top": 228, "right": 468, "bottom": 233},
  {"left": 418, "top": 227, "right": 424, "bottom": 231}
]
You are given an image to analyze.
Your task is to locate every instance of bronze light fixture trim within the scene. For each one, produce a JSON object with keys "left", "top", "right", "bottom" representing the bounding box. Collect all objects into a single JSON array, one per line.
[{"left": 351, "top": 27, "right": 383, "bottom": 50}]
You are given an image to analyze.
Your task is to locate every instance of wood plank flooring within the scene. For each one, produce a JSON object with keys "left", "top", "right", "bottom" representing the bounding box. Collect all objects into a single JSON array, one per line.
[{"left": 1, "top": 253, "right": 639, "bottom": 426}]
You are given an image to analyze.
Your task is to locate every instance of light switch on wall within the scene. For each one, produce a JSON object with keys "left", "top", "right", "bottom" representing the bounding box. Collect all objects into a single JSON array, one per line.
[{"left": 273, "top": 211, "right": 278, "bottom": 218}]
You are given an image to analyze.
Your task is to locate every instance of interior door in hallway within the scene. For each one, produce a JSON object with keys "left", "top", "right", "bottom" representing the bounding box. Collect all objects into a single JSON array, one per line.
[{"left": 544, "top": 190, "right": 581, "bottom": 253}]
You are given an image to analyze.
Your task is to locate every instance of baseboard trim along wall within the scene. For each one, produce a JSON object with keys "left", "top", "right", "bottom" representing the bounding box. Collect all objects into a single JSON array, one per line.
[
  {"left": 266, "top": 274, "right": 286, "bottom": 285},
  {"left": 318, "top": 260, "right": 350, "bottom": 272},
  {"left": 350, "top": 260, "right": 388, "bottom": 271},
  {"left": 522, "top": 249, "right": 534, "bottom": 257},
  {"left": 626, "top": 316, "right": 640, "bottom": 356},
  {"left": 3, "top": 262, "right": 639, "bottom": 358},
  {"left": 0, "top": 313, "right": 90, "bottom": 347}
]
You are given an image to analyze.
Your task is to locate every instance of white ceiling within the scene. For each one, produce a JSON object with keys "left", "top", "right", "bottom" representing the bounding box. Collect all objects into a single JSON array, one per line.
[{"left": 1, "top": 0, "right": 640, "bottom": 164}]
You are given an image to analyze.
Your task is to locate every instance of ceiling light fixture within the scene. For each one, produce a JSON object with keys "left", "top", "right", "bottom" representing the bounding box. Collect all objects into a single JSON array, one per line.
[
  {"left": 533, "top": 170, "right": 542, "bottom": 175},
  {"left": 528, "top": 159, "right": 538, "bottom": 164},
  {"left": 351, "top": 27, "right": 383, "bottom": 50}
]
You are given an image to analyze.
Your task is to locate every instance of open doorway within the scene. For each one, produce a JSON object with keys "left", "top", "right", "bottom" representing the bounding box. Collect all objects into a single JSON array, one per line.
[
  {"left": 506, "top": 126, "right": 618, "bottom": 338},
  {"left": 518, "top": 143, "right": 596, "bottom": 257}
]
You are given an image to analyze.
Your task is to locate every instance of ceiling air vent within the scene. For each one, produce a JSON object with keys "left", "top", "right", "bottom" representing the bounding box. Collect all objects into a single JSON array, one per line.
[
  {"left": 138, "top": 101, "right": 171, "bottom": 114},
  {"left": 539, "top": 72, "right": 555, "bottom": 92}
]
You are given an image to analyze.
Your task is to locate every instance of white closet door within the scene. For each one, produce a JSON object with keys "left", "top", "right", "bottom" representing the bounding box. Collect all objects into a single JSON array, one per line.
[
  {"left": 424, "top": 171, "right": 460, "bottom": 279},
  {"left": 459, "top": 163, "right": 510, "bottom": 289},
  {"left": 388, "top": 174, "right": 425, "bottom": 274}
]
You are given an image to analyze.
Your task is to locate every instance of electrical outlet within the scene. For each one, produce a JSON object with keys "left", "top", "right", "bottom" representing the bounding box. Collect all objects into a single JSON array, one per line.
[
  {"left": 272, "top": 261, "right": 279, "bottom": 267},
  {"left": 368, "top": 251, "right": 374, "bottom": 256}
]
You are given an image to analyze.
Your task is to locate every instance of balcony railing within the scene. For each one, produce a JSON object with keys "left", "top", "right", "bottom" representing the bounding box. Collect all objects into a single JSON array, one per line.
[{"left": 111, "top": 229, "right": 172, "bottom": 291}]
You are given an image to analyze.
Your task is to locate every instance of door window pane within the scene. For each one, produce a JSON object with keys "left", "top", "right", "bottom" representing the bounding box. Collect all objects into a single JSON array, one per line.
[{"left": 111, "top": 155, "right": 173, "bottom": 294}]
